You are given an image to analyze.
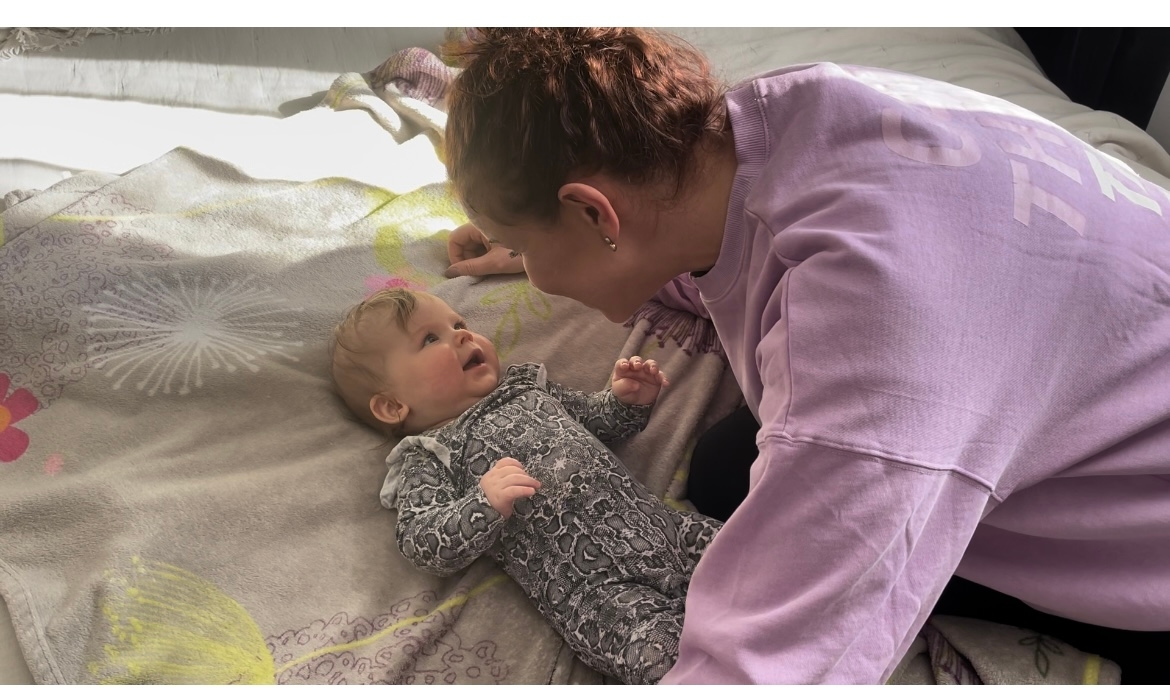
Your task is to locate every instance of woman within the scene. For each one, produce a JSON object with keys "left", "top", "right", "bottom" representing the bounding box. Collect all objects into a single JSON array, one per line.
[{"left": 440, "top": 28, "right": 1170, "bottom": 683}]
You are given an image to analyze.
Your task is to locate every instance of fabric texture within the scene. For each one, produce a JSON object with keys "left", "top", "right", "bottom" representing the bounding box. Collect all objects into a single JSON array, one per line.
[{"left": 888, "top": 615, "right": 1121, "bottom": 685}]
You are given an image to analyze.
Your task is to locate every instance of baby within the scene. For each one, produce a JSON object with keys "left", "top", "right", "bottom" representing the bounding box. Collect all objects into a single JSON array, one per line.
[{"left": 330, "top": 288, "right": 721, "bottom": 684}]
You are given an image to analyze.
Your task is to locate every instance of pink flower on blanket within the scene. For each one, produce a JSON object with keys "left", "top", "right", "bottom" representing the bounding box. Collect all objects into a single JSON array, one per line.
[
  {"left": 0, "top": 373, "right": 39, "bottom": 463},
  {"left": 43, "top": 453, "right": 64, "bottom": 476},
  {"left": 364, "top": 274, "right": 426, "bottom": 297}
]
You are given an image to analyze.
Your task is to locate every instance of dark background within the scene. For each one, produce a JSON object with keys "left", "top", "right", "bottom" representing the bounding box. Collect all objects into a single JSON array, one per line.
[{"left": 1015, "top": 28, "right": 1170, "bottom": 130}]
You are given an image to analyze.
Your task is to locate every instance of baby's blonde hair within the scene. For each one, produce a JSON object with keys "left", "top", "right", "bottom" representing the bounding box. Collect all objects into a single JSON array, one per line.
[{"left": 330, "top": 288, "right": 423, "bottom": 437}]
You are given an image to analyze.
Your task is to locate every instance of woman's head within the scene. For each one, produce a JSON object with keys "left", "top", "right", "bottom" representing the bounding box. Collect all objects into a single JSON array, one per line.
[
  {"left": 444, "top": 27, "right": 725, "bottom": 227},
  {"left": 443, "top": 28, "right": 732, "bottom": 321}
]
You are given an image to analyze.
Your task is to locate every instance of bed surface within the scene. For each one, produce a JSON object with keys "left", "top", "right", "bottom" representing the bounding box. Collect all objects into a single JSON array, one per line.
[
  {"left": 3, "top": 27, "right": 1168, "bottom": 197},
  {"left": 2, "top": 27, "right": 1166, "bottom": 686},
  {"left": 0, "top": 28, "right": 450, "bottom": 195}
]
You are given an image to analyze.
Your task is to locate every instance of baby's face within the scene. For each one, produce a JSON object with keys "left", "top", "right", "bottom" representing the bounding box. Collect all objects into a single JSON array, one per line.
[{"left": 377, "top": 294, "right": 501, "bottom": 433}]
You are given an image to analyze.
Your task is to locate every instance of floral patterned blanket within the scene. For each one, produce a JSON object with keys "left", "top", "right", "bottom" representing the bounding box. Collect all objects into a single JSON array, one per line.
[{"left": 0, "top": 51, "right": 741, "bottom": 684}]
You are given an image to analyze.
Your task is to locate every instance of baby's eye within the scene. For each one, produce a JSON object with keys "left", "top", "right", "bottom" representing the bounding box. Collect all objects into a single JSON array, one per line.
[
  {"left": 454, "top": 321, "right": 468, "bottom": 330},
  {"left": 422, "top": 333, "right": 438, "bottom": 346}
]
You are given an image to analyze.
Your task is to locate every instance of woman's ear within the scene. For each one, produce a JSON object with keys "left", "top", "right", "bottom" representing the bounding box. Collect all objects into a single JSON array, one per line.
[
  {"left": 370, "top": 393, "right": 408, "bottom": 430},
  {"left": 558, "top": 182, "right": 620, "bottom": 244}
]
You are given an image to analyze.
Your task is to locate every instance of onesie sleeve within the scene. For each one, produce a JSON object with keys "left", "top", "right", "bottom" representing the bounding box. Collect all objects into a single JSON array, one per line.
[
  {"left": 389, "top": 440, "right": 506, "bottom": 577},
  {"left": 541, "top": 368, "right": 653, "bottom": 444}
]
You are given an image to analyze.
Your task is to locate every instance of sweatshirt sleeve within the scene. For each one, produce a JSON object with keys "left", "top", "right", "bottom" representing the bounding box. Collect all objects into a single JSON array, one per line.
[{"left": 660, "top": 324, "right": 994, "bottom": 684}]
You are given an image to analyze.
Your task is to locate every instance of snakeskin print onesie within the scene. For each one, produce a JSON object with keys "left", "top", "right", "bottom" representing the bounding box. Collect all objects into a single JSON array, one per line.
[{"left": 380, "top": 363, "right": 722, "bottom": 685}]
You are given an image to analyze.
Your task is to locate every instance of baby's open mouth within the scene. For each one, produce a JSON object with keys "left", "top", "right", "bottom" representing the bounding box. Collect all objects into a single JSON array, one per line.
[{"left": 463, "top": 349, "right": 485, "bottom": 371}]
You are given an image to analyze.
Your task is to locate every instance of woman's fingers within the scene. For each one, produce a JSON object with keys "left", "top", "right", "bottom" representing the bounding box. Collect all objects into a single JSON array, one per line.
[
  {"left": 445, "top": 223, "right": 526, "bottom": 277},
  {"left": 447, "top": 222, "right": 490, "bottom": 263}
]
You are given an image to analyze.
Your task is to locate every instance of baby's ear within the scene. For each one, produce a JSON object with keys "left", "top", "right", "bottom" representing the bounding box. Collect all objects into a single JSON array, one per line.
[{"left": 370, "top": 393, "right": 408, "bottom": 429}]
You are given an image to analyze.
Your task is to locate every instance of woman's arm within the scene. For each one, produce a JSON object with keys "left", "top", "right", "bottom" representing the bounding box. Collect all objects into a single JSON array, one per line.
[{"left": 662, "top": 317, "right": 993, "bottom": 683}]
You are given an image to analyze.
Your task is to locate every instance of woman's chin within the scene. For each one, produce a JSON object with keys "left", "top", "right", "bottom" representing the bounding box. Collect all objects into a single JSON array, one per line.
[{"left": 601, "top": 303, "right": 639, "bottom": 325}]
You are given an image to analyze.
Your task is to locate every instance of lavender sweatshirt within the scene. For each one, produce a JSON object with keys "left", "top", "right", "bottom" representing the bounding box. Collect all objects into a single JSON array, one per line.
[{"left": 656, "top": 63, "right": 1170, "bottom": 684}]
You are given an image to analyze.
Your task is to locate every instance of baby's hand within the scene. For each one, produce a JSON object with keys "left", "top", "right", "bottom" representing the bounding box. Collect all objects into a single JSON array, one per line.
[
  {"left": 611, "top": 356, "right": 670, "bottom": 406},
  {"left": 480, "top": 457, "right": 541, "bottom": 519}
]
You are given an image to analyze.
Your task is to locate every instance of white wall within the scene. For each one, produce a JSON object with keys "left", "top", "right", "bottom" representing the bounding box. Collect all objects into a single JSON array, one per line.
[{"left": 1149, "top": 74, "right": 1170, "bottom": 153}]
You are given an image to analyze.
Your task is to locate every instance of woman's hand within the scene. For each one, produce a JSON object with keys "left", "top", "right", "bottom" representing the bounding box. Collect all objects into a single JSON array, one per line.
[
  {"left": 480, "top": 457, "right": 541, "bottom": 519},
  {"left": 445, "top": 222, "right": 526, "bottom": 278},
  {"left": 611, "top": 356, "right": 670, "bottom": 406}
]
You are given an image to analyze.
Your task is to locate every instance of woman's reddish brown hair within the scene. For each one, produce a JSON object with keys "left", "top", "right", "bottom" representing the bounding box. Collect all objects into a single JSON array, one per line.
[{"left": 443, "top": 28, "right": 726, "bottom": 225}]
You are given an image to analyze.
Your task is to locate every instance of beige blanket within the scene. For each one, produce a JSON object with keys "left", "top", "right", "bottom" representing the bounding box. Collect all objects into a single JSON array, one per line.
[{"left": 0, "top": 56, "right": 740, "bottom": 683}]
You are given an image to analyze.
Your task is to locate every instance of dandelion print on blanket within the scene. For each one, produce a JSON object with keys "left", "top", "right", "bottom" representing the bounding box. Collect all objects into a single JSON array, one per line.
[{"left": 85, "top": 273, "right": 303, "bottom": 396}]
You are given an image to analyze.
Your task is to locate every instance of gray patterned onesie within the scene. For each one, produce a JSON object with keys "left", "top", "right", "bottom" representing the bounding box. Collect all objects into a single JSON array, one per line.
[{"left": 380, "top": 363, "right": 722, "bottom": 684}]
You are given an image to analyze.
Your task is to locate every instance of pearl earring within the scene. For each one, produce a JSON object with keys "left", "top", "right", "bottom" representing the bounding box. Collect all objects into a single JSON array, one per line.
[{"left": 603, "top": 236, "right": 617, "bottom": 252}]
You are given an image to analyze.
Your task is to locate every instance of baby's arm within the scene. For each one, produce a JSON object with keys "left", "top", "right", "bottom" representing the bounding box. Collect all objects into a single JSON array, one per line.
[
  {"left": 544, "top": 379, "right": 654, "bottom": 445},
  {"left": 394, "top": 444, "right": 507, "bottom": 576}
]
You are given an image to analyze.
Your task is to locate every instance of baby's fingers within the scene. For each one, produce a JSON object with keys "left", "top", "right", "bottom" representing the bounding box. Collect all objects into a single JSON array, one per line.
[
  {"left": 615, "top": 357, "right": 669, "bottom": 383},
  {"left": 645, "top": 361, "right": 669, "bottom": 385},
  {"left": 497, "top": 473, "right": 541, "bottom": 490},
  {"left": 644, "top": 361, "right": 671, "bottom": 387},
  {"left": 501, "top": 485, "right": 538, "bottom": 501},
  {"left": 615, "top": 357, "right": 651, "bottom": 376},
  {"left": 487, "top": 463, "right": 528, "bottom": 480}
]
